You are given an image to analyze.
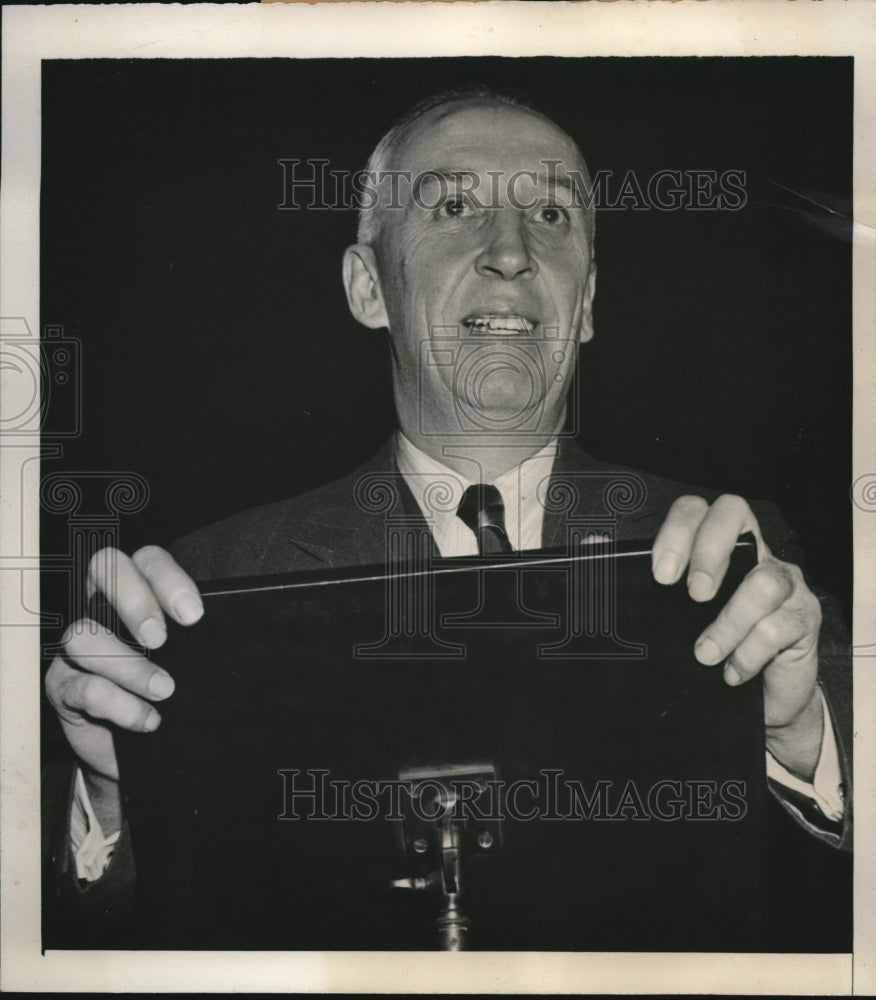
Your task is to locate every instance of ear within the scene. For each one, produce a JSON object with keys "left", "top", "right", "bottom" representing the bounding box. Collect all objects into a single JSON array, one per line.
[
  {"left": 578, "top": 260, "right": 597, "bottom": 344},
  {"left": 342, "top": 244, "right": 389, "bottom": 330}
]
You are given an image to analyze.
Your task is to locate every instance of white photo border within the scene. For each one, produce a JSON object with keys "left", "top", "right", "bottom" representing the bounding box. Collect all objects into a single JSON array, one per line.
[{"left": 1, "top": 1, "right": 874, "bottom": 993}]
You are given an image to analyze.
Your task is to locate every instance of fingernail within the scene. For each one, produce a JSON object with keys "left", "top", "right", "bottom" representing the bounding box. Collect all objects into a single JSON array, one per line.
[
  {"left": 653, "top": 551, "right": 681, "bottom": 585},
  {"left": 688, "top": 570, "right": 714, "bottom": 602},
  {"left": 138, "top": 617, "right": 167, "bottom": 649},
  {"left": 148, "top": 669, "right": 175, "bottom": 700},
  {"left": 695, "top": 637, "right": 722, "bottom": 665},
  {"left": 724, "top": 665, "right": 741, "bottom": 686},
  {"left": 173, "top": 593, "right": 204, "bottom": 626},
  {"left": 143, "top": 709, "right": 161, "bottom": 732}
]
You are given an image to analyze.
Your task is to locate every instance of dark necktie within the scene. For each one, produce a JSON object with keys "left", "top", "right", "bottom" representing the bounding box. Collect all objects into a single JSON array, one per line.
[{"left": 456, "top": 483, "right": 514, "bottom": 555}]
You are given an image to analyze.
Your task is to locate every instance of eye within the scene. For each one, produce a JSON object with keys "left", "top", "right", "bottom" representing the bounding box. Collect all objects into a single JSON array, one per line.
[
  {"left": 437, "top": 197, "right": 474, "bottom": 219},
  {"left": 533, "top": 204, "right": 570, "bottom": 225}
]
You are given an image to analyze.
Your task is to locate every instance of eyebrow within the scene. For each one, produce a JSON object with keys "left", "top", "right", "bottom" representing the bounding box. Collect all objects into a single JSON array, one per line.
[{"left": 422, "top": 168, "right": 579, "bottom": 194}]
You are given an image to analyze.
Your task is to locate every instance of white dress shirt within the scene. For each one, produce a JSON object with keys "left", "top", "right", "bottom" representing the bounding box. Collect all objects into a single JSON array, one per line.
[
  {"left": 71, "top": 432, "right": 844, "bottom": 878},
  {"left": 394, "top": 431, "right": 558, "bottom": 557}
]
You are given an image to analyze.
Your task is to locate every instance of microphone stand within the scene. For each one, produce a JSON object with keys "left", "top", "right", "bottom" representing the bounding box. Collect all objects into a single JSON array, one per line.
[{"left": 391, "top": 766, "right": 500, "bottom": 951}]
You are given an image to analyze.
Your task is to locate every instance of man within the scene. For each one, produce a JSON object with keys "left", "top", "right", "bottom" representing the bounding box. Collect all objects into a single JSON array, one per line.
[{"left": 44, "top": 88, "right": 851, "bottom": 941}]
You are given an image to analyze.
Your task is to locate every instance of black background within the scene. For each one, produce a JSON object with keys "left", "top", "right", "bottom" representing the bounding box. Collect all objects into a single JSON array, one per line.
[
  {"left": 39, "top": 55, "right": 853, "bottom": 953},
  {"left": 41, "top": 56, "right": 852, "bottom": 615}
]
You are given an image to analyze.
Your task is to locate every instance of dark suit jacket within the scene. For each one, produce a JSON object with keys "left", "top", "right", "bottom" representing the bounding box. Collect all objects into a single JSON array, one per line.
[{"left": 43, "top": 435, "right": 852, "bottom": 943}]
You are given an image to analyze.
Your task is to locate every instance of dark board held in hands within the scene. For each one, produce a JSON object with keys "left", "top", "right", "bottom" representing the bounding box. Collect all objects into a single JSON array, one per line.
[{"left": 115, "top": 535, "right": 766, "bottom": 951}]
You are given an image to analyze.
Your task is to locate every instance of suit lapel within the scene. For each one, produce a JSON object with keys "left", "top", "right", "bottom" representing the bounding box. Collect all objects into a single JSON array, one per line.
[
  {"left": 348, "top": 462, "right": 441, "bottom": 567},
  {"left": 282, "top": 437, "right": 439, "bottom": 569},
  {"left": 542, "top": 437, "right": 668, "bottom": 548},
  {"left": 321, "top": 435, "right": 663, "bottom": 563},
  {"left": 276, "top": 434, "right": 668, "bottom": 573},
  {"left": 542, "top": 437, "right": 598, "bottom": 548}
]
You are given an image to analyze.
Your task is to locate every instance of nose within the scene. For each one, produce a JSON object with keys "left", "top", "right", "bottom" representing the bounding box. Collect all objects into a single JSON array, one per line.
[{"left": 475, "top": 211, "right": 538, "bottom": 281}]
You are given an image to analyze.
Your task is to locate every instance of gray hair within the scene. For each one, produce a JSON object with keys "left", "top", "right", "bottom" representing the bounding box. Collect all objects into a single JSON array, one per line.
[{"left": 355, "top": 87, "right": 586, "bottom": 246}]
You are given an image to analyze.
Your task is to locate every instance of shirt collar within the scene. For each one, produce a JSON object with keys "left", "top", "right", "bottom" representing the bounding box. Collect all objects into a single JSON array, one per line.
[{"left": 394, "top": 431, "right": 559, "bottom": 553}]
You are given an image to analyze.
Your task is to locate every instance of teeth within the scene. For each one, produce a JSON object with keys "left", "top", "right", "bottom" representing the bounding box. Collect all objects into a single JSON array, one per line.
[{"left": 464, "top": 315, "right": 534, "bottom": 335}]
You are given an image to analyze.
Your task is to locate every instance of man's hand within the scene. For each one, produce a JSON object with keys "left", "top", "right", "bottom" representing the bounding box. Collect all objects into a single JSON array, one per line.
[
  {"left": 45, "top": 546, "right": 203, "bottom": 832},
  {"left": 651, "top": 495, "right": 824, "bottom": 782}
]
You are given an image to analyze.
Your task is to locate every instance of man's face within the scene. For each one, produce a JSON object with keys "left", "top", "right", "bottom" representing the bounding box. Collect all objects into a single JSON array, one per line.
[{"left": 346, "top": 102, "right": 596, "bottom": 446}]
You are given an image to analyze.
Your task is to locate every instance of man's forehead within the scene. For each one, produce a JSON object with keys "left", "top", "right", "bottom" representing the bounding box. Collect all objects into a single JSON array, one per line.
[{"left": 392, "top": 101, "right": 587, "bottom": 176}]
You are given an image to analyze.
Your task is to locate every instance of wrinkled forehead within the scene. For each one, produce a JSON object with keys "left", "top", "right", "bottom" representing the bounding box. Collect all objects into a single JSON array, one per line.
[{"left": 391, "top": 101, "right": 590, "bottom": 183}]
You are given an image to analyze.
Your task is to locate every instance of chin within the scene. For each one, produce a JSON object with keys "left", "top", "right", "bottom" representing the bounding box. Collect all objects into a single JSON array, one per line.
[
  {"left": 458, "top": 388, "right": 548, "bottom": 435},
  {"left": 468, "top": 376, "right": 543, "bottom": 413}
]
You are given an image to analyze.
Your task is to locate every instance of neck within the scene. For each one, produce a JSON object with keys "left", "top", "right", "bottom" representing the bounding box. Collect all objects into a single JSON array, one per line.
[{"left": 397, "top": 426, "right": 560, "bottom": 483}]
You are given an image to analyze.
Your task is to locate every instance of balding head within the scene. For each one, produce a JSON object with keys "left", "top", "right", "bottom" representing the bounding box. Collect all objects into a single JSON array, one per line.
[
  {"left": 356, "top": 88, "right": 595, "bottom": 248},
  {"left": 342, "top": 89, "right": 598, "bottom": 458}
]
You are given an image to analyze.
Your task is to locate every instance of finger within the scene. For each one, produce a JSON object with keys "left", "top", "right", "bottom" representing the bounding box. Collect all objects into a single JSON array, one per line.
[
  {"left": 58, "top": 713, "right": 120, "bottom": 782},
  {"left": 722, "top": 606, "right": 814, "bottom": 687},
  {"left": 58, "top": 619, "right": 175, "bottom": 701},
  {"left": 694, "top": 561, "right": 795, "bottom": 666},
  {"left": 651, "top": 495, "right": 709, "bottom": 585},
  {"left": 54, "top": 664, "right": 162, "bottom": 733},
  {"left": 87, "top": 547, "right": 168, "bottom": 649},
  {"left": 686, "top": 494, "right": 757, "bottom": 602},
  {"left": 131, "top": 545, "right": 204, "bottom": 627}
]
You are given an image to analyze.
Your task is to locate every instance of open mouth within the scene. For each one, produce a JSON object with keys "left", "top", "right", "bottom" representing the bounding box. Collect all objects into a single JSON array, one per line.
[{"left": 461, "top": 314, "right": 537, "bottom": 336}]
